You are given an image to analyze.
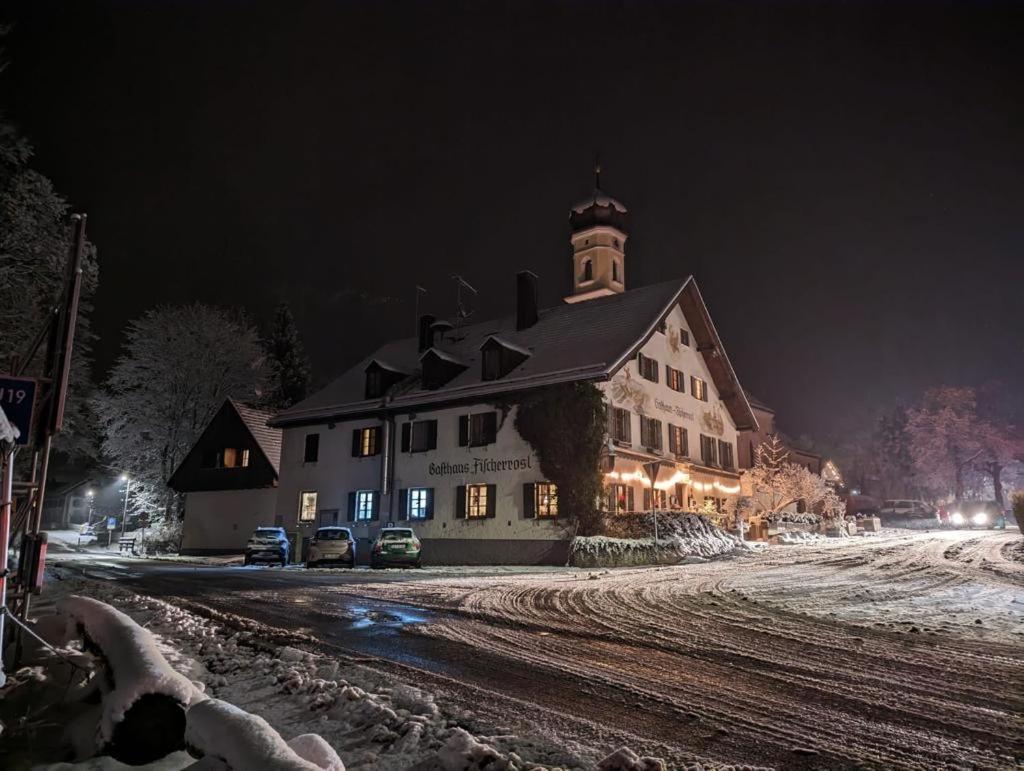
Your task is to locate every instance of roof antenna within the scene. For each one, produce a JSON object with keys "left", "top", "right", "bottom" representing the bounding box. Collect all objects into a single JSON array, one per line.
[{"left": 451, "top": 275, "right": 477, "bottom": 333}]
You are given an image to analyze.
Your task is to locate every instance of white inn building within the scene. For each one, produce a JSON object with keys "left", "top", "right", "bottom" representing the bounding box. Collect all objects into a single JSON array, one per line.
[{"left": 269, "top": 185, "right": 757, "bottom": 564}]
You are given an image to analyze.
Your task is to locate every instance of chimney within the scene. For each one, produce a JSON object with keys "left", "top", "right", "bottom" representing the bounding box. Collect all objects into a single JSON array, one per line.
[
  {"left": 515, "top": 271, "right": 539, "bottom": 331},
  {"left": 418, "top": 314, "right": 436, "bottom": 352}
]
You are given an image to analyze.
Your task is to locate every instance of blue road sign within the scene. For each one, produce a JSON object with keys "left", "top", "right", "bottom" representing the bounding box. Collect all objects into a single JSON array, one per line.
[{"left": 0, "top": 376, "right": 38, "bottom": 446}]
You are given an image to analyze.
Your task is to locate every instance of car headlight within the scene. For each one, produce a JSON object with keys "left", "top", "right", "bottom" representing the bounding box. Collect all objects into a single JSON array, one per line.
[
  {"left": 951, "top": 512, "right": 964, "bottom": 525},
  {"left": 972, "top": 512, "right": 988, "bottom": 525}
]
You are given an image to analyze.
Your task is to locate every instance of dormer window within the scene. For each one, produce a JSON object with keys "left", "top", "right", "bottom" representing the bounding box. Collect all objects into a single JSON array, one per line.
[
  {"left": 364, "top": 360, "right": 408, "bottom": 399},
  {"left": 479, "top": 336, "right": 531, "bottom": 381},
  {"left": 582, "top": 259, "right": 593, "bottom": 282},
  {"left": 420, "top": 348, "right": 469, "bottom": 390},
  {"left": 612, "top": 260, "right": 620, "bottom": 282}
]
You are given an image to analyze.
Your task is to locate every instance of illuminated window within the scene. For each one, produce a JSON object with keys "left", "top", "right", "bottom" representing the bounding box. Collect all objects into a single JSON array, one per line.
[
  {"left": 606, "top": 484, "right": 634, "bottom": 513},
  {"left": 352, "top": 426, "right": 380, "bottom": 457},
  {"left": 668, "top": 425, "right": 688, "bottom": 457},
  {"left": 466, "top": 484, "right": 488, "bottom": 519},
  {"left": 408, "top": 488, "right": 431, "bottom": 519},
  {"left": 355, "top": 490, "right": 376, "bottom": 521},
  {"left": 298, "top": 491, "right": 318, "bottom": 522},
  {"left": 666, "top": 366, "right": 684, "bottom": 392},
  {"left": 535, "top": 483, "right": 558, "bottom": 518},
  {"left": 690, "top": 376, "right": 708, "bottom": 402}
]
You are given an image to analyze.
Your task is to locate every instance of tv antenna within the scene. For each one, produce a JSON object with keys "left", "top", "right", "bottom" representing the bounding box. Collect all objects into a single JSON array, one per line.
[{"left": 451, "top": 275, "right": 477, "bottom": 331}]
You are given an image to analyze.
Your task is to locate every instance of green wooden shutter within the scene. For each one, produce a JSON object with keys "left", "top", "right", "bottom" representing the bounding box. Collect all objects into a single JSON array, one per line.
[
  {"left": 347, "top": 491, "right": 356, "bottom": 522},
  {"left": 458, "top": 416, "right": 469, "bottom": 447},
  {"left": 370, "top": 491, "right": 380, "bottom": 521},
  {"left": 427, "top": 420, "right": 438, "bottom": 450},
  {"left": 455, "top": 485, "right": 467, "bottom": 518},
  {"left": 522, "top": 483, "right": 536, "bottom": 519},
  {"left": 425, "top": 488, "right": 435, "bottom": 520},
  {"left": 398, "top": 489, "right": 408, "bottom": 520},
  {"left": 485, "top": 484, "right": 497, "bottom": 518},
  {"left": 351, "top": 429, "right": 361, "bottom": 457}
]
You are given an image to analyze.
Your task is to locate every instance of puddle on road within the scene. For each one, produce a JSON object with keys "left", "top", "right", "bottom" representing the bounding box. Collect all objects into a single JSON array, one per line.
[{"left": 348, "top": 604, "right": 431, "bottom": 630}]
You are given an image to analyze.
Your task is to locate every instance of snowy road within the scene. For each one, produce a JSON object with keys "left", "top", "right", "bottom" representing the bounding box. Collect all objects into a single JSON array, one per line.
[{"left": 54, "top": 529, "right": 1024, "bottom": 769}]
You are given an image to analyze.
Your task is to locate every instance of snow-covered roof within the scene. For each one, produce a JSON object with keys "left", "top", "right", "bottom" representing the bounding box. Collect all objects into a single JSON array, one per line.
[
  {"left": 571, "top": 188, "right": 628, "bottom": 214},
  {"left": 479, "top": 334, "right": 532, "bottom": 358},
  {"left": 271, "top": 278, "right": 758, "bottom": 432},
  {"left": 419, "top": 347, "right": 469, "bottom": 367},
  {"left": 231, "top": 400, "right": 282, "bottom": 474}
]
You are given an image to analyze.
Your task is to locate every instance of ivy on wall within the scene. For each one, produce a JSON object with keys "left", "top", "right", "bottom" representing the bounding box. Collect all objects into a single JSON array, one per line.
[{"left": 511, "top": 382, "right": 607, "bottom": 536}]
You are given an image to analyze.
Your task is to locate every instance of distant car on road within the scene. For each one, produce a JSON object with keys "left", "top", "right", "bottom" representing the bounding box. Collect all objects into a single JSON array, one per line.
[
  {"left": 949, "top": 501, "right": 1006, "bottom": 530},
  {"left": 306, "top": 526, "right": 356, "bottom": 568},
  {"left": 243, "top": 526, "right": 290, "bottom": 566},
  {"left": 370, "top": 527, "right": 422, "bottom": 569},
  {"left": 879, "top": 500, "right": 937, "bottom": 521}
]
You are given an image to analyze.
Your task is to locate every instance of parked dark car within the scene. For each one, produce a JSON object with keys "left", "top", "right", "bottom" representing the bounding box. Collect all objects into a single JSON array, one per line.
[
  {"left": 306, "top": 526, "right": 356, "bottom": 568},
  {"left": 243, "top": 526, "right": 290, "bottom": 566},
  {"left": 370, "top": 527, "right": 422, "bottom": 568}
]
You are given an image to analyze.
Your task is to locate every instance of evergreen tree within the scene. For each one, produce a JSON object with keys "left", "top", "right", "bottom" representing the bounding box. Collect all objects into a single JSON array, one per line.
[{"left": 262, "top": 302, "right": 311, "bottom": 410}]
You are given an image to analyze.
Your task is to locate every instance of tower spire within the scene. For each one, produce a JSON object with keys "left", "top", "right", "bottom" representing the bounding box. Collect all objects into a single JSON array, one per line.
[{"left": 593, "top": 151, "right": 602, "bottom": 189}]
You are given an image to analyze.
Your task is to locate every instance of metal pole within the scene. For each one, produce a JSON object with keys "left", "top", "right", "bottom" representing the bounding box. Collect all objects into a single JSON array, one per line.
[
  {"left": 119, "top": 477, "right": 130, "bottom": 544},
  {"left": 0, "top": 446, "right": 17, "bottom": 687}
]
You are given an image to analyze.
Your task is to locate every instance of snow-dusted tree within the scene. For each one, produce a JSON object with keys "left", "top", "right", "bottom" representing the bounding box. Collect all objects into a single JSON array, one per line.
[
  {"left": 94, "top": 304, "right": 267, "bottom": 520},
  {"left": 261, "top": 302, "right": 311, "bottom": 411},
  {"left": 906, "top": 387, "right": 982, "bottom": 503},
  {"left": 0, "top": 116, "right": 100, "bottom": 459},
  {"left": 742, "top": 434, "right": 844, "bottom": 523},
  {"left": 974, "top": 382, "right": 1024, "bottom": 511}
]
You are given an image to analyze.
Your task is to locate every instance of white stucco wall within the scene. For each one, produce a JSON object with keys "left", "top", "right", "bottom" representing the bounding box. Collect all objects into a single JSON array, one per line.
[{"left": 181, "top": 488, "right": 279, "bottom": 553}]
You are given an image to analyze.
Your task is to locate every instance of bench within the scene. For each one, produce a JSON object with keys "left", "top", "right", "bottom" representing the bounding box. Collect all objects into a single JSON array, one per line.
[{"left": 119, "top": 538, "right": 137, "bottom": 556}]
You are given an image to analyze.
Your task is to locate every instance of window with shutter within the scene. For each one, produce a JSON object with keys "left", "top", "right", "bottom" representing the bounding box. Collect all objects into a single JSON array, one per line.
[
  {"left": 408, "top": 487, "right": 432, "bottom": 519},
  {"left": 304, "top": 434, "right": 320, "bottom": 463},
  {"left": 405, "top": 420, "right": 437, "bottom": 452},
  {"left": 611, "top": 407, "right": 631, "bottom": 443},
  {"left": 466, "top": 484, "right": 489, "bottom": 518},
  {"left": 466, "top": 412, "right": 497, "bottom": 446},
  {"left": 718, "top": 440, "right": 734, "bottom": 470},
  {"left": 535, "top": 483, "right": 558, "bottom": 518},
  {"left": 352, "top": 427, "right": 380, "bottom": 457}
]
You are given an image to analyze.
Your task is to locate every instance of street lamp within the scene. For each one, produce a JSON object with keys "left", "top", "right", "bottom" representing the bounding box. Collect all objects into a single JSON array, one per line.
[{"left": 119, "top": 474, "right": 131, "bottom": 544}]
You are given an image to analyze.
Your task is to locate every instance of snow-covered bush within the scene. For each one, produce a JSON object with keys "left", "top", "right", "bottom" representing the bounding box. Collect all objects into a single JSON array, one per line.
[{"left": 572, "top": 513, "right": 740, "bottom": 567}]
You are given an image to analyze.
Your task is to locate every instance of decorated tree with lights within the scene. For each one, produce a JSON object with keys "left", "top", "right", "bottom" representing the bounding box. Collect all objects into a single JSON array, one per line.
[{"left": 741, "top": 434, "right": 844, "bottom": 523}]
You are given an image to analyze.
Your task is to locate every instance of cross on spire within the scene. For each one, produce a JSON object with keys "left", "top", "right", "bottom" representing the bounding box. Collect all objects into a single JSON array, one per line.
[{"left": 594, "top": 151, "right": 602, "bottom": 189}]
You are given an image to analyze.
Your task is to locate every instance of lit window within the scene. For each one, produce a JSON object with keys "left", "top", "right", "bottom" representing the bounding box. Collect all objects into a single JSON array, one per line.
[
  {"left": 353, "top": 427, "right": 380, "bottom": 457},
  {"left": 535, "top": 483, "right": 558, "bottom": 518},
  {"left": 466, "top": 484, "right": 488, "bottom": 518},
  {"left": 669, "top": 425, "right": 688, "bottom": 457},
  {"left": 666, "top": 367, "right": 684, "bottom": 392},
  {"left": 606, "top": 484, "right": 634, "bottom": 513},
  {"left": 690, "top": 376, "right": 708, "bottom": 402},
  {"left": 356, "top": 491, "right": 376, "bottom": 521},
  {"left": 408, "top": 488, "right": 431, "bottom": 519},
  {"left": 299, "top": 491, "right": 318, "bottom": 522},
  {"left": 241, "top": 449, "right": 250, "bottom": 467}
]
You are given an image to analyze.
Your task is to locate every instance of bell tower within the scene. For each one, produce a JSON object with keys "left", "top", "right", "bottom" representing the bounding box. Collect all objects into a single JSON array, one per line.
[{"left": 565, "top": 161, "right": 628, "bottom": 304}]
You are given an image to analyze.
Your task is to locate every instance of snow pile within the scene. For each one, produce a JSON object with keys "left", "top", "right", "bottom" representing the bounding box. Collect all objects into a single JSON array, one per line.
[
  {"left": 572, "top": 514, "right": 739, "bottom": 567},
  {"left": 775, "top": 531, "right": 825, "bottom": 545},
  {"left": 595, "top": 746, "right": 667, "bottom": 771},
  {"left": 57, "top": 595, "right": 204, "bottom": 743},
  {"left": 185, "top": 698, "right": 334, "bottom": 771}
]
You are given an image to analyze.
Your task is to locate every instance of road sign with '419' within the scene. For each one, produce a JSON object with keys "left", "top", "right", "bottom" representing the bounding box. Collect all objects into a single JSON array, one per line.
[{"left": 0, "top": 375, "right": 38, "bottom": 446}]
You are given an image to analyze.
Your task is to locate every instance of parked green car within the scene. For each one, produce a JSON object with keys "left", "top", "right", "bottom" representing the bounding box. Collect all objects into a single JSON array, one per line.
[{"left": 370, "top": 527, "right": 422, "bottom": 568}]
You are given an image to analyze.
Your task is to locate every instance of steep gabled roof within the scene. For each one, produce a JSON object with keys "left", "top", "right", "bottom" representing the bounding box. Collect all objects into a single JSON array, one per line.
[
  {"left": 230, "top": 400, "right": 281, "bottom": 474},
  {"left": 271, "top": 277, "right": 757, "bottom": 431}
]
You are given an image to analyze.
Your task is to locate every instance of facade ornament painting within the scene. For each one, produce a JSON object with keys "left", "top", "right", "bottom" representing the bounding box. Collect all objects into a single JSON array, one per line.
[
  {"left": 701, "top": 404, "right": 726, "bottom": 437},
  {"left": 667, "top": 325, "right": 681, "bottom": 354},
  {"left": 611, "top": 368, "right": 649, "bottom": 414}
]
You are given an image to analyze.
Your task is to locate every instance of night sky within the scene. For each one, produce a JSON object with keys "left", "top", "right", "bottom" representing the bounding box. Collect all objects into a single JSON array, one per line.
[{"left": 3, "top": 1, "right": 1022, "bottom": 446}]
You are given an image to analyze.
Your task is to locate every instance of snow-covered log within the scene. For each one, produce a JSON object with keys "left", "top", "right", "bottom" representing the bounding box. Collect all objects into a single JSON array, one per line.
[
  {"left": 58, "top": 595, "right": 203, "bottom": 762},
  {"left": 185, "top": 698, "right": 340, "bottom": 771}
]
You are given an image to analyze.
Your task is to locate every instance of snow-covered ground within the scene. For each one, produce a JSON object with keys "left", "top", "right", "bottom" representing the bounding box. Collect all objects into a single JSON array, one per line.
[
  {"left": 312, "top": 529, "right": 1024, "bottom": 769},
  {"left": 1, "top": 571, "right": 656, "bottom": 770}
]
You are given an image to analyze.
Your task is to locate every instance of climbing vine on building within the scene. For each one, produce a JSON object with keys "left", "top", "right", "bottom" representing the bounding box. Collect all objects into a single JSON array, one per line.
[{"left": 513, "top": 382, "right": 606, "bottom": 536}]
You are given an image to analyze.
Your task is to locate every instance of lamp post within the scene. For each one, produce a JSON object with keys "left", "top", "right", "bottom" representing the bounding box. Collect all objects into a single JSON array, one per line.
[{"left": 119, "top": 474, "right": 131, "bottom": 545}]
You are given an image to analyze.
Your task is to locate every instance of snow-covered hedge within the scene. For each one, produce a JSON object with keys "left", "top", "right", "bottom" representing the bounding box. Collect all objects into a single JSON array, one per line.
[{"left": 571, "top": 513, "right": 740, "bottom": 567}]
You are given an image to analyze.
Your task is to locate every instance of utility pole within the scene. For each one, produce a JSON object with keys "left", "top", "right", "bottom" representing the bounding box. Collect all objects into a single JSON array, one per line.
[
  {"left": 0, "top": 444, "right": 16, "bottom": 687},
  {"left": 119, "top": 475, "right": 131, "bottom": 543}
]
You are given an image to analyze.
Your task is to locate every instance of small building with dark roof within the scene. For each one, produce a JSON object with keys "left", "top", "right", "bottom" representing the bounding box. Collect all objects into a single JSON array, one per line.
[
  {"left": 268, "top": 181, "right": 758, "bottom": 565},
  {"left": 168, "top": 399, "right": 282, "bottom": 554}
]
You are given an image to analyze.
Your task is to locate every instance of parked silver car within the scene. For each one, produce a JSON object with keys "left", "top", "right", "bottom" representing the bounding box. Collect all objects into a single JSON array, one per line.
[
  {"left": 243, "top": 526, "right": 290, "bottom": 566},
  {"left": 306, "top": 526, "right": 356, "bottom": 568}
]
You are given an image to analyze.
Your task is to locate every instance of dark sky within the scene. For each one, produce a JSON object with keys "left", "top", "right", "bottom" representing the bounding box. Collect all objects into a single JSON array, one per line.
[{"left": 3, "top": 1, "right": 1022, "bottom": 446}]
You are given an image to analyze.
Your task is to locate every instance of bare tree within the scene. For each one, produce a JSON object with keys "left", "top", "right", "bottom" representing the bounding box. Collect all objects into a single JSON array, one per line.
[
  {"left": 906, "top": 387, "right": 982, "bottom": 503},
  {"left": 742, "top": 434, "right": 845, "bottom": 523},
  {"left": 94, "top": 304, "right": 267, "bottom": 521}
]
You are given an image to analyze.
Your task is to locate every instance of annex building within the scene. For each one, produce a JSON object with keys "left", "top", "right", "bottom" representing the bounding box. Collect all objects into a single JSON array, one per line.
[{"left": 268, "top": 183, "right": 758, "bottom": 565}]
